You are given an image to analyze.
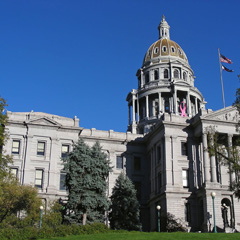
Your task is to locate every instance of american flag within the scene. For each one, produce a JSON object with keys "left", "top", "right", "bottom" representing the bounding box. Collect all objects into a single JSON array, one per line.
[{"left": 220, "top": 54, "right": 232, "bottom": 64}]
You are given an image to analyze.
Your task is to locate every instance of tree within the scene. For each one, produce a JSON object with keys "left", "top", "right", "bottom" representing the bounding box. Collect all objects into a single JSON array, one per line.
[
  {"left": 0, "top": 97, "right": 12, "bottom": 179},
  {"left": 0, "top": 178, "right": 42, "bottom": 225},
  {"left": 0, "top": 97, "right": 42, "bottom": 227},
  {"left": 109, "top": 173, "right": 141, "bottom": 231},
  {"left": 63, "top": 139, "right": 111, "bottom": 225}
]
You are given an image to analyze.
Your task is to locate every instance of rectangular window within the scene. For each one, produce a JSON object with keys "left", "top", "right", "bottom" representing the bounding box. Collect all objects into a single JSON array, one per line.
[
  {"left": 12, "top": 140, "right": 20, "bottom": 154},
  {"left": 10, "top": 168, "right": 18, "bottom": 179},
  {"left": 59, "top": 172, "right": 67, "bottom": 191},
  {"left": 134, "top": 157, "right": 141, "bottom": 171},
  {"left": 116, "top": 156, "right": 123, "bottom": 169},
  {"left": 181, "top": 142, "right": 188, "bottom": 156},
  {"left": 35, "top": 169, "right": 44, "bottom": 189},
  {"left": 182, "top": 169, "right": 189, "bottom": 188},
  {"left": 61, "top": 145, "right": 70, "bottom": 158},
  {"left": 37, "top": 142, "right": 45, "bottom": 156}
]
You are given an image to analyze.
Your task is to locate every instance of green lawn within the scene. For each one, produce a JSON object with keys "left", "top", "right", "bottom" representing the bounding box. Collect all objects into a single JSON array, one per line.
[{"left": 42, "top": 231, "right": 240, "bottom": 240}]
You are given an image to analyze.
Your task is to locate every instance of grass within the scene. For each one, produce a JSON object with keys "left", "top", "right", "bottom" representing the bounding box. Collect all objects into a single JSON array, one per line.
[{"left": 41, "top": 231, "right": 240, "bottom": 240}]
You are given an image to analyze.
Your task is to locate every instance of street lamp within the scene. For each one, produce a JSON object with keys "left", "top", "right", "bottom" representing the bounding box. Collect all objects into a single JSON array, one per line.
[
  {"left": 211, "top": 192, "right": 217, "bottom": 233},
  {"left": 156, "top": 205, "right": 161, "bottom": 232},
  {"left": 39, "top": 206, "right": 44, "bottom": 229}
]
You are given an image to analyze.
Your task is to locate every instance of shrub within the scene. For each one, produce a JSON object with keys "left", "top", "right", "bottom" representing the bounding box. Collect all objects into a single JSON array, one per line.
[{"left": 161, "top": 212, "right": 186, "bottom": 232}]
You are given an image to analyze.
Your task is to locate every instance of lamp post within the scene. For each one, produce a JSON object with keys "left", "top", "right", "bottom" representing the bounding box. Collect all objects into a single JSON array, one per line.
[
  {"left": 39, "top": 206, "right": 43, "bottom": 229},
  {"left": 156, "top": 205, "right": 161, "bottom": 232},
  {"left": 211, "top": 192, "right": 217, "bottom": 233}
]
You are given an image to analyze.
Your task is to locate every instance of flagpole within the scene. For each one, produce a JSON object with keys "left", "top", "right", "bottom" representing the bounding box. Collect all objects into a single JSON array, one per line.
[{"left": 218, "top": 48, "right": 226, "bottom": 108}]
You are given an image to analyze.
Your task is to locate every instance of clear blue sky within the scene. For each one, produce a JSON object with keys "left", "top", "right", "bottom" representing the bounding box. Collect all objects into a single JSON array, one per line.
[{"left": 1, "top": 0, "right": 240, "bottom": 132}]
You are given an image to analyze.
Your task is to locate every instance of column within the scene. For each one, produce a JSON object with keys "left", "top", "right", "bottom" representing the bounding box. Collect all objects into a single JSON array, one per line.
[
  {"left": 209, "top": 136, "right": 217, "bottom": 183},
  {"left": 146, "top": 95, "right": 149, "bottom": 118},
  {"left": 137, "top": 97, "right": 139, "bottom": 123},
  {"left": 141, "top": 70, "right": 144, "bottom": 87},
  {"left": 195, "top": 97, "right": 198, "bottom": 114},
  {"left": 228, "top": 134, "right": 235, "bottom": 183},
  {"left": 132, "top": 94, "right": 136, "bottom": 124},
  {"left": 158, "top": 92, "right": 162, "bottom": 115},
  {"left": 202, "top": 133, "right": 211, "bottom": 182},
  {"left": 165, "top": 136, "right": 173, "bottom": 186},
  {"left": 187, "top": 91, "right": 191, "bottom": 116}
]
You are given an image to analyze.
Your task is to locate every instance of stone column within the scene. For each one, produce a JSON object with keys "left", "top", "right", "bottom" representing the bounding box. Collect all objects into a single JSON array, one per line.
[
  {"left": 228, "top": 134, "right": 235, "bottom": 183},
  {"left": 146, "top": 95, "right": 149, "bottom": 118},
  {"left": 141, "top": 70, "right": 144, "bottom": 87},
  {"left": 187, "top": 91, "right": 191, "bottom": 116},
  {"left": 165, "top": 136, "right": 173, "bottom": 186},
  {"left": 137, "top": 97, "right": 139, "bottom": 123},
  {"left": 132, "top": 94, "right": 136, "bottom": 124},
  {"left": 47, "top": 138, "right": 58, "bottom": 193},
  {"left": 158, "top": 92, "right": 162, "bottom": 115},
  {"left": 202, "top": 133, "right": 211, "bottom": 182},
  {"left": 209, "top": 136, "right": 217, "bottom": 182},
  {"left": 195, "top": 97, "right": 198, "bottom": 114}
]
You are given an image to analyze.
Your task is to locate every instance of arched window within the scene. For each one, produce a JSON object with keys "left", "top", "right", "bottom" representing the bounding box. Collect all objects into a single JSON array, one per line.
[
  {"left": 162, "top": 46, "right": 167, "bottom": 52},
  {"left": 164, "top": 69, "right": 169, "bottom": 79},
  {"left": 174, "top": 69, "right": 180, "bottom": 79},
  {"left": 183, "top": 72, "right": 187, "bottom": 81},
  {"left": 154, "top": 70, "right": 159, "bottom": 80}
]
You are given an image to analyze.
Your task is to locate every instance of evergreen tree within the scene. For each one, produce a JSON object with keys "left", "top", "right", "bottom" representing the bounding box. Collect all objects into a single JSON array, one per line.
[
  {"left": 63, "top": 138, "right": 111, "bottom": 225},
  {"left": 109, "top": 173, "right": 141, "bottom": 231}
]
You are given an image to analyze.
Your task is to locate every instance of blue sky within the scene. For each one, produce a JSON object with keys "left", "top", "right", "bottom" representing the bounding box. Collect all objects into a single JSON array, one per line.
[{"left": 1, "top": 0, "right": 240, "bottom": 132}]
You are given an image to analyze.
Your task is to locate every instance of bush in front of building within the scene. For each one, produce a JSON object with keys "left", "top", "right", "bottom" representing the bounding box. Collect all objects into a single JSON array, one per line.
[
  {"left": 161, "top": 212, "right": 187, "bottom": 232},
  {"left": 0, "top": 222, "right": 110, "bottom": 240}
]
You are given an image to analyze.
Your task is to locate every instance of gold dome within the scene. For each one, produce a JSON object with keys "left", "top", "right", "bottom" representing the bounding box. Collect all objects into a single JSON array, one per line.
[
  {"left": 143, "top": 16, "right": 188, "bottom": 66},
  {"left": 143, "top": 38, "right": 188, "bottom": 65}
]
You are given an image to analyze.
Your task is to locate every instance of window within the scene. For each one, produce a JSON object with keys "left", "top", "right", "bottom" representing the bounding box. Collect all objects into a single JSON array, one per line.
[
  {"left": 171, "top": 47, "right": 175, "bottom": 53},
  {"left": 179, "top": 49, "right": 182, "bottom": 55},
  {"left": 61, "top": 145, "right": 69, "bottom": 158},
  {"left": 182, "top": 169, "right": 189, "bottom": 188},
  {"left": 173, "top": 69, "right": 180, "bottom": 79},
  {"left": 12, "top": 140, "right": 20, "bottom": 154},
  {"left": 154, "top": 47, "right": 158, "bottom": 54},
  {"left": 181, "top": 142, "right": 188, "bottom": 156},
  {"left": 134, "top": 157, "right": 141, "bottom": 171},
  {"left": 116, "top": 156, "right": 123, "bottom": 169},
  {"left": 162, "top": 46, "right": 167, "bottom": 52},
  {"left": 145, "top": 72, "right": 149, "bottom": 83},
  {"left": 158, "top": 172, "right": 162, "bottom": 192},
  {"left": 164, "top": 69, "right": 169, "bottom": 79},
  {"left": 183, "top": 72, "right": 187, "bottom": 81},
  {"left": 154, "top": 70, "right": 159, "bottom": 80},
  {"left": 10, "top": 168, "right": 18, "bottom": 179},
  {"left": 35, "top": 169, "right": 44, "bottom": 189},
  {"left": 37, "top": 142, "right": 45, "bottom": 156},
  {"left": 60, "top": 172, "right": 67, "bottom": 191},
  {"left": 164, "top": 98, "right": 170, "bottom": 113}
]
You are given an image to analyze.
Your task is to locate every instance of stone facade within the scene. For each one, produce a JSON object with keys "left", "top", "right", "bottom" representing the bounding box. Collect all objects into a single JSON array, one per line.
[{"left": 4, "top": 16, "right": 240, "bottom": 232}]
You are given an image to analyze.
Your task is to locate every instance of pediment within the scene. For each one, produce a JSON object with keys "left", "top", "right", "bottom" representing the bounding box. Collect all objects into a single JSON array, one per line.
[
  {"left": 201, "top": 106, "right": 239, "bottom": 122},
  {"left": 26, "top": 117, "right": 61, "bottom": 126}
]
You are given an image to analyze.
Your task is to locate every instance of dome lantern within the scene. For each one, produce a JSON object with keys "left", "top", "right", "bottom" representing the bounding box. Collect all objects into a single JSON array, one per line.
[{"left": 158, "top": 15, "right": 170, "bottom": 39}]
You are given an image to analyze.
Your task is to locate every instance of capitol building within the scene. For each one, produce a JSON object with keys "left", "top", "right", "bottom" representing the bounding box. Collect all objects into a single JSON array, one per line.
[{"left": 4, "top": 16, "right": 240, "bottom": 232}]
